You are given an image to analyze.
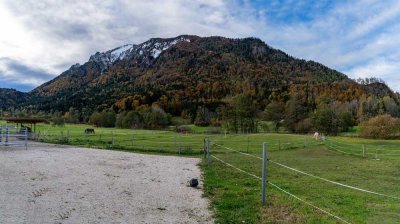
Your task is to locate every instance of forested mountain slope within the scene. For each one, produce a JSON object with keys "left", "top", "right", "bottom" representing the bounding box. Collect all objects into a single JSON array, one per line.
[
  {"left": 29, "top": 35, "right": 355, "bottom": 113},
  {"left": 1, "top": 35, "right": 398, "bottom": 129},
  {"left": 0, "top": 88, "right": 27, "bottom": 110}
]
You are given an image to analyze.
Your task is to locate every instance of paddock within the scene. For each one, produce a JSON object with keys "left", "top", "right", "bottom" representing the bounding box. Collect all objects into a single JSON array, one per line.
[{"left": 0, "top": 142, "right": 213, "bottom": 223}]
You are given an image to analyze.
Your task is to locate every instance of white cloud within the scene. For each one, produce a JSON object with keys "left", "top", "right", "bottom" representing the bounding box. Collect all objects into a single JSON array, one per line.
[
  {"left": 0, "top": 0, "right": 400, "bottom": 92},
  {"left": 0, "top": 0, "right": 265, "bottom": 89},
  {"left": 256, "top": 0, "right": 400, "bottom": 91},
  {"left": 344, "top": 59, "right": 400, "bottom": 92},
  {"left": 347, "top": 1, "right": 400, "bottom": 39}
]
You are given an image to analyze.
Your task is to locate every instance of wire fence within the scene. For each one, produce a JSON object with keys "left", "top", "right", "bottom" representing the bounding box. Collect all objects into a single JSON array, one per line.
[
  {"left": 34, "top": 129, "right": 205, "bottom": 155},
  {"left": 207, "top": 138, "right": 400, "bottom": 223},
  {"left": 213, "top": 143, "right": 400, "bottom": 200},
  {"left": 323, "top": 137, "right": 400, "bottom": 159},
  {"left": 211, "top": 154, "right": 352, "bottom": 224}
]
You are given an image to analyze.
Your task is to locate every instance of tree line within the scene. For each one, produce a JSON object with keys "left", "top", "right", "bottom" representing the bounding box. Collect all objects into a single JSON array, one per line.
[{"left": 2, "top": 90, "right": 399, "bottom": 139}]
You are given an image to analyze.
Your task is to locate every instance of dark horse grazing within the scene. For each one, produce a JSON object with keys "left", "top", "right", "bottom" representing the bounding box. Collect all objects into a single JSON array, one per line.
[{"left": 85, "top": 128, "right": 95, "bottom": 134}]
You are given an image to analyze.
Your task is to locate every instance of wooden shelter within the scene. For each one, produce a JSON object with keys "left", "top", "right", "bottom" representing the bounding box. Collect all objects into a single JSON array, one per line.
[{"left": 5, "top": 118, "right": 47, "bottom": 133}]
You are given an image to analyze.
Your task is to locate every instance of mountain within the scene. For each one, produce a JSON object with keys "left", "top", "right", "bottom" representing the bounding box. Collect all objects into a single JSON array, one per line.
[
  {"left": 2, "top": 35, "right": 397, "bottom": 122},
  {"left": 0, "top": 88, "right": 27, "bottom": 110},
  {"left": 32, "top": 36, "right": 193, "bottom": 96},
  {"left": 28, "top": 35, "right": 353, "bottom": 113}
]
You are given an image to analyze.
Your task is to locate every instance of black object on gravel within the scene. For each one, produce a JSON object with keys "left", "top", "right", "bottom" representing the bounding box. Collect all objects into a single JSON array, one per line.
[{"left": 189, "top": 178, "right": 199, "bottom": 187}]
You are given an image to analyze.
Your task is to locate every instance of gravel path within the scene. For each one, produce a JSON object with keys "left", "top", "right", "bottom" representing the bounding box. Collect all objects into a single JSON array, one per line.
[{"left": 0, "top": 142, "right": 213, "bottom": 224}]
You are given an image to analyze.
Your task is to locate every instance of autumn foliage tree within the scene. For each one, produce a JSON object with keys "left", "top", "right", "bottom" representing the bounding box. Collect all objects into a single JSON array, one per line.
[
  {"left": 194, "top": 106, "right": 212, "bottom": 127},
  {"left": 358, "top": 114, "right": 400, "bottom": 139},
  {"left": 264, "top": 101, "right": 284, "bottom": 131},
  {"left": 311, "top": 105, "right": 339, "bottom": 135},
  {"left": 224, "top": 94, "right": 257, "bottom": 133}
]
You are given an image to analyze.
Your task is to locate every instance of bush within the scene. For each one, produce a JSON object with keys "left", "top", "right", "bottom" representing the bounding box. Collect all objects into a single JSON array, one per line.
[
  {"left": 295, "top": 118, "right": 312, "bottom": 133},
  {"left": 141, "top": 106, "right": 171, "bottom": 129},
  {"left": 170, "top": 116, "right": 191, "bottom": 126},
  {"left": 114, "top": 106, "right": 172, "bottom": 130},
  {"left": 210, "top": 118, "right": 222, "bottom": 127},
  {"left": 51, "top": 112, "right": 65, "bottom": 127},
  {"left": 194, "top": 106, "right": 211, "bottom": 127},
  {"left": 258, "top": 121, "right": 275, "bottom": 132},
  {"left": 116, "top": 111, "right": 143, "bottom": 129},
  {"left": 89, "top": 110, "right": 116, "bottom": 127},
  {"left": 176, "top": 125, "right": 192, "bottom": 133},
  {"left": 358, "top": 114, "right": 400, "bottom": 139}
]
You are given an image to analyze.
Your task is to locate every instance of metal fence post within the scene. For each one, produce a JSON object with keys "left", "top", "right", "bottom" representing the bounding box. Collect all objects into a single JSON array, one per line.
[
  {"left": 362, "top": 144, "right": 365, "bottom": 158},
  {"left": 203, "top": 137, "right": 207, "bottom": 158},
  {"left": 24, "top": 128, "right": 28, "bottom": 150},
  {"left": 5, "top": 126, "right": 9, "bottom": 146},
  {"left": 0, "top": 127, "right": 2, "bottom": 145},
  {"left": 175, "top": 135, "right": 177, "bottom": 152},
  {"left": 262, "top": 142, "right": 267, "bottom": 205},
  {"left": 112, "top": 131, "right": 115, "bottom": 146},
  {"left": 131, "top": 133, "right": 134, "bottom": 146},
  {"left": 206, "top": 137, "right": 211, "bottom": 166},
  {"left": 247, "top": 136, "right": 250, "bottom": 153},
  {"left": 179, "top": 133, "right": 182, "bottom": 154}
]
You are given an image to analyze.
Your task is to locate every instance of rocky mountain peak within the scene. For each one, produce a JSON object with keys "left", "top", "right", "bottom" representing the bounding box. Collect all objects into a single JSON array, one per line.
[{"left": 88, "top": 35, "right": 194, "bottom": 72}]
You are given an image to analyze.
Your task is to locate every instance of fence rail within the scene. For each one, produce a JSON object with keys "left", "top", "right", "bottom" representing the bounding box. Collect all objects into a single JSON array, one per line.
[{"left": 0, "top": 126, "right": 28, "bottom": 149}]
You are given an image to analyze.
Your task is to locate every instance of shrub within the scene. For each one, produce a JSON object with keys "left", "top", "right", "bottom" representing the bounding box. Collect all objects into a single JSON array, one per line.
[
  {"left": 176, "top": 125, "right": 192, "bottom": 133},
  {"left": 116, "top": 111, "right": 143, "bottom": 129},
  {"left": 141, "top": 106, "right": 171, "bottom": 129},
  {"left": 194, "top": 106, "right": 211, "bottom": 127},
  {"left": 295, "top": 118, "right": 312, "bottom": 133},
  {"left": 51, "top": 112, "right": 65, "bottom": 127},
  {"left": 89, "top": 110, "right": 116, "bottom": 127},
  {"left": 170, "top": 116, "right": 191, "bottom": 126},
  {"left": 358, "top": 114, "right": 400, "bottom": 139},
  {"left": 210, "top": 118, "right": 222, "bottom": 127}
]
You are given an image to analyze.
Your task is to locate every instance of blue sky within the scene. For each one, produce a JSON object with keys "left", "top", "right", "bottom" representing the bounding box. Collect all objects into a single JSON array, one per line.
[{"left": 1, "top": 0, "right": 399, "bottom": 92}]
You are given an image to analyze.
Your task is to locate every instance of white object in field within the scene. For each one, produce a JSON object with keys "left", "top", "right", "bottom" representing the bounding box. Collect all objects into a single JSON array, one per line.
[{"left": 313, "top": 132, "right": 320, "bottom": 140}]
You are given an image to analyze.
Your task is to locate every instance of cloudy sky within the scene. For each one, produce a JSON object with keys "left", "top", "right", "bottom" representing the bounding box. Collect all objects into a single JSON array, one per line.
[{"left": 1, "top": 0, "right": 399, "bottom": 92}]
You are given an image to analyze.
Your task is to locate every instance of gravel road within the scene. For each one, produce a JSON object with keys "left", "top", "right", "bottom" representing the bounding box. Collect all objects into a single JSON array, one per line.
[{"left": 0, "top": 142, "right": 213, "bottom": 224}]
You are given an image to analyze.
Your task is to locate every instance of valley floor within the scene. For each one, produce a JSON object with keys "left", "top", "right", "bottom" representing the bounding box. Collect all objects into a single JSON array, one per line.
[{"left": 0, "top": 142, "right": 213, "bottom": 224}]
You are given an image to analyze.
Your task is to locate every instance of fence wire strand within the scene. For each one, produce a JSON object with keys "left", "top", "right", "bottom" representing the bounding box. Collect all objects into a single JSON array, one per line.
[
  {"left": 211, "top": 154, "right": 351, "bottom": 224},
  {"left": 213, "top": 143, "right": 400, "bottom": 200}
]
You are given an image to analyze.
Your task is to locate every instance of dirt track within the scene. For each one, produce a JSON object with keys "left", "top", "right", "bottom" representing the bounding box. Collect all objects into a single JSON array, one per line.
[{"left": 0, "top": 142, "right": 213, "bottom": 224}]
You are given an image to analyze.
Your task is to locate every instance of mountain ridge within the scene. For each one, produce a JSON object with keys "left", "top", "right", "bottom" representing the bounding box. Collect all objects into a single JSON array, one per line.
[
  {"left": 1, "top": 35, "right": 398, "bottom": 124},
  {"left": 0, "top": 88, "right": 28, "bottom": 110}
]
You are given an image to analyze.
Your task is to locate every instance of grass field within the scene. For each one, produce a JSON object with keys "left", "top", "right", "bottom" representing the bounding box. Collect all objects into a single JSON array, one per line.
[
  {"left": 31, "top": 123, "right": 207, "bottom": 155},
  {"left": 205, "top": 135, "right": 400, "bottom": 223},
  {"left": 1, "top": 121, "right": 399, "bottom": 223}
]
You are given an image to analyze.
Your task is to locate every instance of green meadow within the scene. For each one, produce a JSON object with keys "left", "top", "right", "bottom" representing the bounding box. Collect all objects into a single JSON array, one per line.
[{"left": 1, "top": 121, "right": 399, "bottom": 223}]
